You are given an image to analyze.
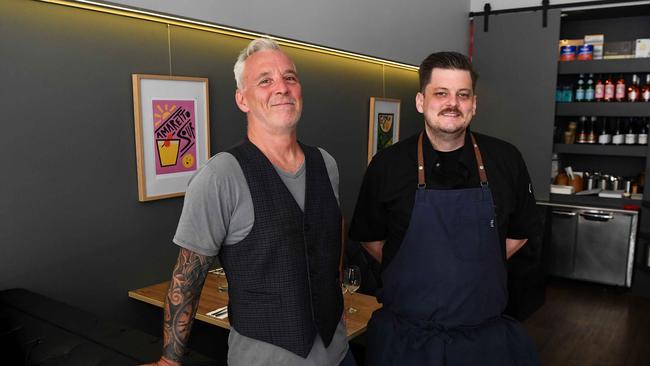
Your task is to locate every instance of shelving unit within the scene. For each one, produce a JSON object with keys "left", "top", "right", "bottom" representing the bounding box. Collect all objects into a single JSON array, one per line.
[
  {"left": 556, "top": 102, "right": 650, "bottom": 116},
  {"left": 549, "top": 193, "right": 642, "bottom": 209},
  {"left": 553, "top": 49, "right": 650, "bottom": 208},
  {"left": 554, "top": 143, "right": 648, "bottom": 157},
  {"left": 558, "top": 58, "right": 650, "bottom": 75}
]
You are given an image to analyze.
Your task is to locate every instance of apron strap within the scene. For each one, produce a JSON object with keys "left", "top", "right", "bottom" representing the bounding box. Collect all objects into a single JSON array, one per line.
[
  {"left": 470, "top": 133, "right": 489, "bottom": 185},
  {"left": 417, "top": 132, "right": 426, "bottom": 189},
  {"left": 416, "top": 131, "right": 489, "bottom": 189}
]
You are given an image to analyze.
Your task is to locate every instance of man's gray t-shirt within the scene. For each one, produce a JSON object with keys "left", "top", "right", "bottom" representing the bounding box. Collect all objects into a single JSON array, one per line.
[{"left": 173, "top": 148, "right": 348, "bottom": 366}]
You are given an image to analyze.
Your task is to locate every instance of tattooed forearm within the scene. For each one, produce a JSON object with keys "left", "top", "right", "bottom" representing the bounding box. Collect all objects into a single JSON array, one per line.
[{"left": 162, "top": 248, "right": 215, "bottom": 363}]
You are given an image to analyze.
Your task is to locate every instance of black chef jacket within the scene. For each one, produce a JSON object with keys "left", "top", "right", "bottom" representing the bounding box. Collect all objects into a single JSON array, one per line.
[{"left": 349, "top": 129, "right": 540, "bottom": 271}]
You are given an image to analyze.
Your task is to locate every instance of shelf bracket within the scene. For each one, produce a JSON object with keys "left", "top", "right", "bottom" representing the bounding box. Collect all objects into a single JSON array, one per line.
[
  {"left": 542, "top": 0, "right": 549, "bottom": 28},
  {"left": 483, "top": 3, "right": 491, "bottom": 32}
]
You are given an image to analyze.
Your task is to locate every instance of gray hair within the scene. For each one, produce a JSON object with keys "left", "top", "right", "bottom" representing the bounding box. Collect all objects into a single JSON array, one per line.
[{"left": 233, "top": 37, "right": 281, "bottom": 90}]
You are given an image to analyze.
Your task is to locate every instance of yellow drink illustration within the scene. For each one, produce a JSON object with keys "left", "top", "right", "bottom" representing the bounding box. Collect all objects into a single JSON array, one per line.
[{"left": 157, "top": 139, "right": 180, "bottom": 167}]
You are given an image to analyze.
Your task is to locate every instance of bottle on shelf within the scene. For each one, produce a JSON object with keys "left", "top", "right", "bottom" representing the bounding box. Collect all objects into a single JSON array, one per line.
[
  {"left": 575, "top": 74, "right": 585, "bottom": 102},
  {"left": 612, "top": 118, "right": 624, "bottom": 145},
  {"left": 604, "top": 74, "right": 615, "bottom": 102},
  {"left": 594, "top": 74, "right": 605, "bottom": 102},
  {"left": 598, "top": 117, "right": 611, "bottom": 145},
  {"left": 624, "top": 118, "right": 637, "bottom": 145},
  {"left": 556, "top": 84, "right": 564, "bottom": 102},
  {"left": 587, "top": 116, "right": 598, "bottom": 144},
  {"left": 638, "top": 117, "right": 648, "bottom": 145},
  {"left": 615, "top": 74, "right": 626, "bottom": 102},
  {"left": 576, "top": 116, "right": 588, "bottom": 144},
  {"left": 627, "top": 74, "right": 640, "bottom": 102},
  {"left": 562, "top": 84, "right": 574, "bottom": 102},
  {"left": 585, "top": 74, "right": 595, "bottom": 102},
  {"left": 642, "top": 74, "right": 650, "bottom": 102}
]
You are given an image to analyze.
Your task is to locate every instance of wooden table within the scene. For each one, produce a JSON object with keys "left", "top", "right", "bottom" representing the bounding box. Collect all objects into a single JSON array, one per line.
[{"left": 129, "top": 272, "right": 381, "bottom": 339}]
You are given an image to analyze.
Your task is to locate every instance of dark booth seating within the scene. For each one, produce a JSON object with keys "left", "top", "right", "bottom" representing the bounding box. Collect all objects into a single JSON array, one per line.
[{"left": 0, "top": 288, "right": 217, "bottom": 366}]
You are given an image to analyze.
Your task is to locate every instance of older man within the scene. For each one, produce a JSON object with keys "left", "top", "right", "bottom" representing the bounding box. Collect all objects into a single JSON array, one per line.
[{"left": 148, "top": 38, "right": 354, "bottom": 366}]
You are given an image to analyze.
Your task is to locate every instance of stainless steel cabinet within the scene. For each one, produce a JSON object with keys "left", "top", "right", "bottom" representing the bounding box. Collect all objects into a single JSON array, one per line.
[
  {"left": 542, "top": 203, "right": 638, "bottom": 287},
  {"left": 548, "top": 209, "right": 578, "bottom": 277}
]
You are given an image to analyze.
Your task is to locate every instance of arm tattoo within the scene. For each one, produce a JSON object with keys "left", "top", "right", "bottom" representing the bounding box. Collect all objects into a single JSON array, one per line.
[{"left": 162, "top": 248, "right": 215, "bottom": 362}]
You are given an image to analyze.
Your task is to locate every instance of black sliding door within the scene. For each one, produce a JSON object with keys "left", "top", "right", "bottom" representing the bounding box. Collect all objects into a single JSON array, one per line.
[{"left": 471, "top": 10, "right": 561, "bottom": 200}]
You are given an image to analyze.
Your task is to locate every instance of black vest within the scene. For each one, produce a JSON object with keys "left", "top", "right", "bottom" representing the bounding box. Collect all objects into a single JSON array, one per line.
[{"left": 220, "top": 140, "right": 343, "bottom": 358}]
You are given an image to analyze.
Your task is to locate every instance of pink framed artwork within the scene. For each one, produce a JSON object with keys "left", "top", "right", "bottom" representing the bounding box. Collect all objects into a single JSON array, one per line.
[{"left": 132, "top": 74, "right": 210, "bottom": 201}]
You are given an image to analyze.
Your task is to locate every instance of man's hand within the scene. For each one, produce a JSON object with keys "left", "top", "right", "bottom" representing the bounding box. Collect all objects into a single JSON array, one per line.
[
  {"left": 506, "top": 238, "right": 528, "bottom": 259},
  {"left": 140, "top": 356, "right": 181, "bottom": 366},
  {"left": 361, "top": 241, "right": 384, "bottom": 263}
]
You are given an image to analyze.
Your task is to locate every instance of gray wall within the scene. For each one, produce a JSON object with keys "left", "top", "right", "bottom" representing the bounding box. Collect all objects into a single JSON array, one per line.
[
  {"left": 0, "top": 0, "right": 426, "bottom": 343},
  {"left": 109, "top": 0, "right": 471, "bottom": 65}
]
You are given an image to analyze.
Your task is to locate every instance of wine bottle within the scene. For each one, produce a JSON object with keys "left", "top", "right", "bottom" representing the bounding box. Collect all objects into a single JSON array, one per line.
[
  {"left": 575, "top": 74, "right": 585, "bottom": 102},
  {"left": 638, "top": 117, "right": 648, "bottom": 145},
  {"left": 624, "top": 118, "right": 637, "bottom": 145},
  {"left": 604, "top": 74, "right": 615, "bottom": 102},
  {"left": 628, "top": 74, "right": 640, "bottom": 102},
  {"left": 615, "top": 74, "right": 626, "bottom": 102},
  {"left": 598, "top": 117, "right": 611, "bottom": 144},
  {"left": 612, "top": 118, "right": 624, "bottom": 145},
  {"left": 585, "top": 74, "right": 595, "bottom": 102}
]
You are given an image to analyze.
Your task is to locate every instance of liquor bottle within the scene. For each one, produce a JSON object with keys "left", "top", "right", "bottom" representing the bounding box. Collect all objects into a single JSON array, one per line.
[
  {"left": 575, "top": 74, "right": 585, "bottom": 102},
  {"left": 615, "top": 74, "right": 626, "bottom": 102},
  {"left": 612, "top": 118, "right": 624, "bottom": 145},
  {"left": 556, "top": 84, "right": 564, "bottom": 102},
  {"left": 627, "top": 74, "right": 640, "bottom": 102},
  {"left": 638, "top": 117, "right": 648, "bottom": 145},
  {"left": 585, "top": 74, "right": 595, "bottom": 102},
  {"left": 587, "top": 116, "right": 598, "bottom": 144},
  {"left": 624, "top": 118, "right": 637, "bottom": 145},
  {"left": 576, "top": 116, "right": 588, "bottom": 144},
  {"left": 594, "top": 74, "right": 605, "bottom": 101},
  {"left": 642, "top": 74, "right": 650, "bottom": 102},
  {"left": 562, "top": 84, "right": 574, "bottom": 102},
  {"left": 598, "top": 117, "right": 611, "bottom": 144},
  {"left": 604, "top": 74, "right": 615, "bottom": 102}
]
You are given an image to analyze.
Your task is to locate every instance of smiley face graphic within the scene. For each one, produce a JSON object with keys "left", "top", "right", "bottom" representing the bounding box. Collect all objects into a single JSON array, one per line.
[{"left": 182, "top": 153, "right": 195, "bottom": 168}]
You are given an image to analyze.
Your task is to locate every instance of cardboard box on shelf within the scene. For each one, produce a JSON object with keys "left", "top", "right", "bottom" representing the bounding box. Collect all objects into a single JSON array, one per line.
[
  {"left": 636, "top": 39, "right": 650, "bottom": 58},
  {"left": 604, "top": 41, "right": 634, "bottom": 59},
  {"left": 584, "top": 34, "right": 604, "bottom": 60}
]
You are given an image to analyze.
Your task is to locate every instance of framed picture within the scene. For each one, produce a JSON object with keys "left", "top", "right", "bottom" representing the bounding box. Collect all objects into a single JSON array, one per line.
[
  {"left": 368, "top": 97, "right": 400, "bottom": 163},
  {"left": 132, "top": 74, "right": 210, "bottom": 201}
]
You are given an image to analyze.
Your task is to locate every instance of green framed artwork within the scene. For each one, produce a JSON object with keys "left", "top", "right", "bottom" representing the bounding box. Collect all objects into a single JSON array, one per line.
[{"left": 367, "top": 97, "right": 400, "bottom": 163}]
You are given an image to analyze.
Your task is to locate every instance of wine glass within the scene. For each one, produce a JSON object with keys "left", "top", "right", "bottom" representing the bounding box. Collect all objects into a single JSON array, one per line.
[{"left": 342, "top": 265, "right": 361, "bottom": 313}]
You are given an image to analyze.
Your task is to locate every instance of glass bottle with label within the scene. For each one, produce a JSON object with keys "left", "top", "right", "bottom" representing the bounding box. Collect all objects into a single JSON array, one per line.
[
  {"left": 585, "top": 74, "right": 595, "bottom": 102},
  {"left": 638, "top": 118, "right": 648, "bottom": 145},
  {"left": 587, "top": 116, "right": 598, "bottom": 144},
  {"left": 604, "top": 74, "right": 615, "bottom": 102},
  {"left": 624, "top": 118, "right": 637, "bottom": 145},
  {"left": 575, "top": 74, "right": 585, "bottom": 102},
  {"left": 615, "top": 74, "right": 626, "bottom": 102},
  {"left": 576, "top": 116, "right": 588, "bottom": 144},
  {"left": 642, "top": 74, "right": 650, "bottom": 102},
  {"left": 594, "top": 74, "right": 605, "bottom": 102},
  {"left": 612, "top": 118, "right": 624, "bottom": 145},
  {"left": 628, "top": 74, "right": 640, "bottom": 102},
  {"left": 598, "top": 117, "right": 611, "bottom": 145}
]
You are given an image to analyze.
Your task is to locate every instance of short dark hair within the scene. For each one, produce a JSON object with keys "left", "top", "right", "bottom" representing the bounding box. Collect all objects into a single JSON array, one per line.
[{"left": 418, "top": 51, "right": 478, "bottom": 92}]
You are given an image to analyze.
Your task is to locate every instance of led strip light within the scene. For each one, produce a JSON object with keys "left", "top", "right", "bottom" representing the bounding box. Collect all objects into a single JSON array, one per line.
[{"left": 38, "top": 0, "right": 419, "bottom": 72}]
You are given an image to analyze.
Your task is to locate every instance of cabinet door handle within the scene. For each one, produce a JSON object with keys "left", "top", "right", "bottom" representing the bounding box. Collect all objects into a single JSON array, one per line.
[
  {"left": 580, "top": 212, "right": 613, "bottom": 221},
  {"left": 552, "top": 210, "right": 576, "bottom": 216}
]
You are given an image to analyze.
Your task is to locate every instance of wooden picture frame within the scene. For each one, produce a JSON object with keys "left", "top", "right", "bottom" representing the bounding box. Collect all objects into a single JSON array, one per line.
[
  {"left": 132, "top": 74, "right": 210, "bottom": 201},
  {"left": 368, "top": 97, "right": 400, "bottom": 163}
]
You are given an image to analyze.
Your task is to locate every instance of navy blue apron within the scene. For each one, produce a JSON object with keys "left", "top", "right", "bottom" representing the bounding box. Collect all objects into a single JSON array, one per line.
[{"left": 365, "top": 132, "right": 539, "bottom": 366}]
